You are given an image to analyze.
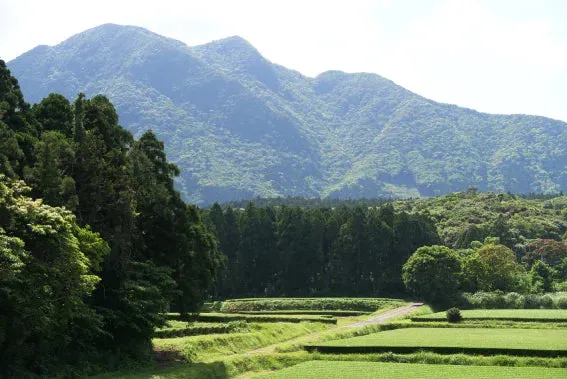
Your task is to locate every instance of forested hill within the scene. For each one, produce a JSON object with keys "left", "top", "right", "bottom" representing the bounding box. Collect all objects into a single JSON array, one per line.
[{"left": 8, "top": 23, "right": 567, "bottom": 205}]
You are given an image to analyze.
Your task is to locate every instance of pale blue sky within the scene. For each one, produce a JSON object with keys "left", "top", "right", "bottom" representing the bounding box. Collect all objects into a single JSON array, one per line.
[{"left": 1, "top": 0, "right": 566, "bottom": 121}]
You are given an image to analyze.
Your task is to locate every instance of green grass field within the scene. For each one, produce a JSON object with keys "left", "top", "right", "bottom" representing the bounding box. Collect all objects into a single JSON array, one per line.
[
  {"left": 254, "top": 361, "right": 567, "bottom": 378},
  {"left": 414, "top": 309, "right": 567, "bottom": 322},
  {"left": 307, "top": 328, "right": 567, "bottom": 356}
]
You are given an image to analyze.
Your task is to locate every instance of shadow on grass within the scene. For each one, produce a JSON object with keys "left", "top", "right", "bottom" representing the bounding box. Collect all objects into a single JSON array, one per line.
[{"left": 91, "top": 361, "right": 229, "bottom": 379}]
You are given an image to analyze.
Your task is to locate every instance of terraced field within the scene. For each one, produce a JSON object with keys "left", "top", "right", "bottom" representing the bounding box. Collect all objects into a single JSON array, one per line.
[
  {"left": 413, "top": 309, "right": 567, "bottom": 322},
  {"left": 306, "top": 328, "right": 567, "bottom": 356},
  {"left": 254, "top": 361, "right": 567, "bottom": 378}
]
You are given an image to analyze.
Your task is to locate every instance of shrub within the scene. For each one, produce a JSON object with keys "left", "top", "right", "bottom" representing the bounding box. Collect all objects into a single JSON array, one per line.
[
  {"left": 556, "top": 296, "right": 567, "bottom": 309},
  {"left": 524, "top": 294, "right": 542, "bottom": 309},
  {"left": 504, "top": 292, "right": 525, "bottom": 309},
  {"left": 446, "top": 308, "right": 462, "bottom": 323},
  {"left": 540, "top": 294, "right": 554, "bottom": 309}
]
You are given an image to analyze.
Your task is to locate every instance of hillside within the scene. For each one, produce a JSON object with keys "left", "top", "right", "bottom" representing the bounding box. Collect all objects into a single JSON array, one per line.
[{"left": 8, "top": 24, "right": 567, "bottom": 204}]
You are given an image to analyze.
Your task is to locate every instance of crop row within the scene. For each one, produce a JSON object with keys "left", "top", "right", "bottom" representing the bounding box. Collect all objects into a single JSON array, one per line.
[
  {"left": 154, "top": 320, "right": 248, "bottom": 338},
  {"left": 305, "top": 328, "right": 567, "bottom": 357},
  {"left": 260, "top": 361, "right": 567, "bottom": 379},
  {"left": 237, "top": 310, "right": 369, "bottom": 317},
  {"left": 413, "top": 309, "right": 567, "bottom": 322},
  {"left": 167, "top": 312, "right": 338, "bottom": 324}
]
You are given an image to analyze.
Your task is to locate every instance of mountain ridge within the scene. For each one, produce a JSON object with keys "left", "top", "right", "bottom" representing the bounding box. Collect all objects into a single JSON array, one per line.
[{"left": 8, "top": 23, "right": 567, "bottom": 204}]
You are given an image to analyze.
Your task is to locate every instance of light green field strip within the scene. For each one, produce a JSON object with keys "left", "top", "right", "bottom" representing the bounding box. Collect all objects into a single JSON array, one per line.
[
  {"left": 310, "top": 328, "right": 567, "bottom": 351},
  {"left": 414, "top": 309, "right": 567, "bottom": 321},
  {"left": 256, "top": 361, "right": 567, "bottom": 379}
]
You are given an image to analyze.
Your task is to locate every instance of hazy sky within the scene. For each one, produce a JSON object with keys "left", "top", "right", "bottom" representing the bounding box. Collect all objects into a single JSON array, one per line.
[{"left": 1, "top": 0, "right": 566, "bottom": 121}]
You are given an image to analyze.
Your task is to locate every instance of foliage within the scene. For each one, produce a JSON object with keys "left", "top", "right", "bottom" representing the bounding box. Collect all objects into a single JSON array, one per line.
[
  {"left": 415, "top": 309, "right": 567, "bottom": 322},
  {"left": 154, "top": 320, "right": 249, "bottom": 338},
  {"left": 0, "top": 176, "right": 108, "bottom": 377},
  {"left": 0, "top": 61, "right": 217, "bottom": 376},
  {"left": 402, "top": 245, "right": 461, "bottom": 307},
  {"left": 461, "top": 292, "right": 567, "bottom": 309},
  {"left": 446, "top": 308, "right": 463, "bottom": 323},
  {"left": 186, "top": 313, "right": 338, "bottom": 324},
  {"left": 476, "top": 244, "right": 524, "bottom": 291},
  {"left": 205, "top": 203, "right": 438, "bottom": 298},
  {"left": 219, "top": 298, "right": 404, "bottom": 313}
]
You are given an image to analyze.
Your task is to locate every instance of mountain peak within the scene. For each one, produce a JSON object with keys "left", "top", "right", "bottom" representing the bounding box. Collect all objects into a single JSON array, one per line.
[
  {"left": 9, "top": 24, "right": 567, "bottom": 204},
  {"left": 193, "top": 35, "right": 261, "bottom": 59}
]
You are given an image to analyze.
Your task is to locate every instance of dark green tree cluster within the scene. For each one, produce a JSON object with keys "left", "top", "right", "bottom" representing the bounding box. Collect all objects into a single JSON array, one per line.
[
  {"left": 0, "top": 60, "right": 216, "bottom": 377},
  {"left": 403, "top": 237, "right": 567, "bottom": 308},
  {"left": 204, "top": 202, "right": 439, "bottom": 298}
]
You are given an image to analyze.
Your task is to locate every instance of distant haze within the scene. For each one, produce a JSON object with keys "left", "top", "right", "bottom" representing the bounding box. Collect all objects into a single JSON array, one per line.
[
  {"left": 1, "top": 0, "right": 566, "bottom": 122},
  {"left": 9, "top": 24, "right": 567, "bottom": 204}
]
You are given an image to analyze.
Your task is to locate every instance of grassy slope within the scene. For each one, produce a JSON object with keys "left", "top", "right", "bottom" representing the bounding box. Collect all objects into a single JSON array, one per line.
[
  {"left": 253, "top": 361, "right": 567, "bottom": 379},
  {"left": 154, "top": 322, "right": 331, "bottom": 362}
]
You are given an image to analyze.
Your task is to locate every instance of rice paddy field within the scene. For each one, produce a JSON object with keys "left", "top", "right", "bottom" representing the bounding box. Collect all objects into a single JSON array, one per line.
[
  {"left": 413, "top": 309, "right": 567, "bottom": 322},
  {"left": 253, "top": 361, "right": 567, "bottom": 379}
]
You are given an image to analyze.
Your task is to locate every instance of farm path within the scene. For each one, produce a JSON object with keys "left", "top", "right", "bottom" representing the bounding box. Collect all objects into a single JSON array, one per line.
[
  {"left": 245, "top": 302, "right": 423, "bottom": 356},
  {"left": 344, "top": 302, "right": 423, "bottom": 328}
]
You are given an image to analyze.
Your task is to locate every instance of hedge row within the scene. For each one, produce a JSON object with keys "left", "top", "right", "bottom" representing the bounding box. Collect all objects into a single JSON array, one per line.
[
  {"left": 219, "top": 298, "right": 404, "bottom": 313},
  {"left": 196, "top": 313, "right": 338, "bottom": 324},
  {"left": 414, "top": 317, "right": 567, "bottom": 323},
  {"left": 154, "top": 321, "right": 248, "bottom": 338},
  {"left": 303, "top": 345, "right": 567, "bottom": 357},
  {"left": 238, "top": 310, "right": 369, "bottom": 317},
  {"left": 461, "top": 292, "right": 567, "bottom": 309}
]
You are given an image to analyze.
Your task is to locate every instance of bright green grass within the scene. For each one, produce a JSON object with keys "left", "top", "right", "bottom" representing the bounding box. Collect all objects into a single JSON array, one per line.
[
  {"left": 309, "top": 328, "right": 567, "bottom": 355},
  {"left": 154, "top": 322, "right": 331, "bottom": 362},
  {"left": 414, "top": 309, "right": 567, "bottom": 322},
  {"left": 254, "top": 361, "right": 567, "bottom": 378}
]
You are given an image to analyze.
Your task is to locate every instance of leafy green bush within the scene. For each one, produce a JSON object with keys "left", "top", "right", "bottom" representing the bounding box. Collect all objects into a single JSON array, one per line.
[
  {"left": 556, "top": 296, "right": 567, "bottom": 309},
  {"left": 166, "top": 312, "right": 338, "bottom": 324},
  {"left": 446, "top": 308, "right": 462, "bottom": 323},
  {"left": 461, "top": 292, "right": 565, "bottom": 309},
  {"left": 154, "top": 320, "right": 250, "bottom": 338}
]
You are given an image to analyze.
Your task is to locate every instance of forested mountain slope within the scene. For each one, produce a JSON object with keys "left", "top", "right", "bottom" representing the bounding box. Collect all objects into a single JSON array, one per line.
[{"left": 8, "top": 24, "right": 567, "bottom": 204}]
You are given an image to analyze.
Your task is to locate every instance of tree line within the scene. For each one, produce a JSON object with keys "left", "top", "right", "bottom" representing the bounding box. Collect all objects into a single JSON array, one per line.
[
  {"left": 0, "top": 60, "right": 216, "bottom": 377},
  {"left": 204, "top": 202, "right": 439, "bottom": 298},
  {"left": 403, "top": 238, "right": 567, "bottom": 308}
]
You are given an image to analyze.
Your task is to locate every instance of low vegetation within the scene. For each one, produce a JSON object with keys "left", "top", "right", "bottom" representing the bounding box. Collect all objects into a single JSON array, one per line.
[
  {"left": 414, "top": 309, "right": 567, "bottom": 322},
  {"left": 153, "top": 322, "right": 331, "bottom": 363},
  {"left": 219, "top": 298, "right": 404, "bottom": 313}
]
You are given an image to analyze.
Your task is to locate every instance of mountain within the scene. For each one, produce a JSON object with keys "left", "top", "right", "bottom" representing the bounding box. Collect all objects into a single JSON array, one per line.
[{"left": 8, "top": 24, "right": 567, "bottom": 204}]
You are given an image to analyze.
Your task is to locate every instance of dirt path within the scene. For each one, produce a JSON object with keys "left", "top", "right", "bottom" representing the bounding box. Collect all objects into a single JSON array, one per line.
[
  {"left": 245, "top": 303, "right": 423, "bottom": 355},
  {"left": 344, "top": 302, "right": 423, "bottom": 328}
]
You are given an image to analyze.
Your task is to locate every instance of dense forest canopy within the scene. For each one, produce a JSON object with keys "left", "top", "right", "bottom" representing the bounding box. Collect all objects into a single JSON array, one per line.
[
  {"left": 202, "top": 190, "right": 567, "bottom": 300},
  {"left": 0, "top": 60, "right": 217, "bottom": 377},
  {"left": 9, "top": 24, "right": 567, "bottom": 205}
]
